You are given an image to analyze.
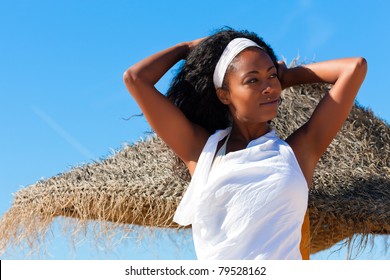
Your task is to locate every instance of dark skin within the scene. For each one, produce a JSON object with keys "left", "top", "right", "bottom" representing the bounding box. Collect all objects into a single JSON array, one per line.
[{"left": 123, "top": 38, "right": 367, "bottom": 259}]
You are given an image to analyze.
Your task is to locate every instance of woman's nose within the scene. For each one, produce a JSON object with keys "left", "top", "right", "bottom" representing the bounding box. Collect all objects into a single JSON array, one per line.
[{"left": 261, "top": 84, "right": 271, "bottom": 95}]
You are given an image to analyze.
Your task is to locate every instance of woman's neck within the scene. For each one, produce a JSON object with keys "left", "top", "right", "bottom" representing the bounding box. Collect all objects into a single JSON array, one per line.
[{"left": 229, "top": 121, "right": 271, "bottom": 147}]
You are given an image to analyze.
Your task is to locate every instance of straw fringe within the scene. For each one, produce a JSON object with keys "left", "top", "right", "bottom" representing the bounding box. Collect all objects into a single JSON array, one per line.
[{"left": 1, "top": 82, "right": 389, "bottom": 258}]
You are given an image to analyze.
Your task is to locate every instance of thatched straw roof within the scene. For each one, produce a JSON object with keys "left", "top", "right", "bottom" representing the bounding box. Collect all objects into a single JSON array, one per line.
[{"left": 1, "top": 82, "right": 389, "bottom": 258}]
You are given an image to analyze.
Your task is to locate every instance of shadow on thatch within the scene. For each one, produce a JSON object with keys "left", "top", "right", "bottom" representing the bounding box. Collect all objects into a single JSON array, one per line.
[{"left": 1, "top": 83, "right": 389, "bottom": 258}]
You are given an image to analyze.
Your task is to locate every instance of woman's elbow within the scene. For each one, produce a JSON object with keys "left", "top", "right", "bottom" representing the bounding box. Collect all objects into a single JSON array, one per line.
[
  {"left": 355, "top": 57, "right": 368, "bottom": 76},
  {"left": 123, "top": 68, "right": 144, "bottom": 98},
  {"left": 123, "top": 68, "right": 138, "bottom": 87},
  {"left": 345, "top": 57, "right": 367, "bottom": 83}
]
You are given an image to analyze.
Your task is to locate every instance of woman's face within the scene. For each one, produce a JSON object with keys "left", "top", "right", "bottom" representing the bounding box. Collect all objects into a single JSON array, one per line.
[{"left": 220, "top": 48, "right": 282, "bottom": 124}]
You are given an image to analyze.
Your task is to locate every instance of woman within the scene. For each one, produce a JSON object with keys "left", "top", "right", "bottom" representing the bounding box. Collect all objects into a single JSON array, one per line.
[{"left": 123, "top": 28, "right": 367, "bottom": 259}]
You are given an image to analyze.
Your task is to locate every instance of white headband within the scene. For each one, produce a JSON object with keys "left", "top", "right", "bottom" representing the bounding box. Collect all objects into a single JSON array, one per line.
[{"left": 213, "top": 38, "right": 263, "bottom": 89}]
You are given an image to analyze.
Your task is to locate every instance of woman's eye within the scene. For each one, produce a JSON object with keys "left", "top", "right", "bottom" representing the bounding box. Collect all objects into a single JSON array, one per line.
[
  {"left": 269, "top": 73, "right": 278, "bottom": 79},
  {"left": 247, "top": 78, "right": 258, "bottom": 84}
]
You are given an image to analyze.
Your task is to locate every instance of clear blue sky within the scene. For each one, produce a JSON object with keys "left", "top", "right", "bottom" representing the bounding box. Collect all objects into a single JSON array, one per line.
[{"left": 1, "top": 0, "right": 389, "bottom": 259}]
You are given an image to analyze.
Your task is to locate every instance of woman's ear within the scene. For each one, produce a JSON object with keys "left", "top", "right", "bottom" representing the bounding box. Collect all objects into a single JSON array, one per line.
[{"left": 216, "top": 88, "right": 231, "bottom": 105}]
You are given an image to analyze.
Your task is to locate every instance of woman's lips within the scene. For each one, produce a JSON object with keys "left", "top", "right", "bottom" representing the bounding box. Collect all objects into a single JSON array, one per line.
[{"left": 260, "top": 98, "right": 279, "bottom": 105}]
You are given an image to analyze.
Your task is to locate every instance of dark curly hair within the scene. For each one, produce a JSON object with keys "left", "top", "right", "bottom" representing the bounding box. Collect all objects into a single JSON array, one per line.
[{"left": 166, "top": 27, "right": 278, "bottom": 134}]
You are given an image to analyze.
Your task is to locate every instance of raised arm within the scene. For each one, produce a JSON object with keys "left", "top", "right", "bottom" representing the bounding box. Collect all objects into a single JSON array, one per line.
[
  {"left": 123, "top": 39, "right": 210, "bottom": 175},
  {"left": 279, "top": 58, "right": 367, "bottom": 185}
]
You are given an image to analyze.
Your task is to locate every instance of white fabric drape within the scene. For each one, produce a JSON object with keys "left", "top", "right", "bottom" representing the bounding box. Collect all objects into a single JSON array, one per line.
[{"left": 174, "top": 127, "right": 308, "bottom": 260}]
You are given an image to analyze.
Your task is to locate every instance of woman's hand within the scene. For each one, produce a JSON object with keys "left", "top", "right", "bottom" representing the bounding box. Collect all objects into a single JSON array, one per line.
[
  {"left": 277, "top": 60, "right": 288, "bottom": 89},
  {"left": 185, "top": 37, "right": 208, "bottom": 56}
]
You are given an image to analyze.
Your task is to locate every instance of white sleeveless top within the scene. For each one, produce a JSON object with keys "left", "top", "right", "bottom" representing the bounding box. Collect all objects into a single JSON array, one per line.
[{"left": 173, "top": 127, "right": 308, "bottom": 260}]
